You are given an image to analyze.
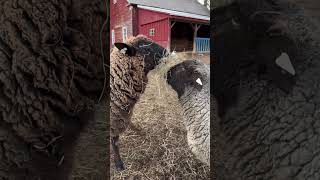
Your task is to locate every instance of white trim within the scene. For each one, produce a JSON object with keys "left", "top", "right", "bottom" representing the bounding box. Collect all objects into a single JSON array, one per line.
[
  {"left": 122, "top": 26, "right": 127, "bottom": 42},
  {"left": 111, "top": 29, "right": 115, "bottom": 45},
  {"left": 137, "top": 5, "right": 209, "bottom": 21}
]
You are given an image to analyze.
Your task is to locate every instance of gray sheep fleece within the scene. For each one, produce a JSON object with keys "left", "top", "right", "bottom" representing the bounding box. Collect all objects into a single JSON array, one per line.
[
  {"left": 213, "top": 0, "right": 320, "bottom": 179},
  {"left": 167, "top": 60, "right": 210, "bottom": 166}
]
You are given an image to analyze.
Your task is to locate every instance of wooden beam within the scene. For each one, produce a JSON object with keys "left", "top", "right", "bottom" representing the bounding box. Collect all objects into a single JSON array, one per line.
[
  {"left": 190, "top": 23, "right": 195, "bottom": 30},
  {"left": 171, "top": 21, "right": 176, "bottom": 29},
  {"left": 192, "top": 24, "right": 201, "bottom": 53},
  {"left": 196, "top": 24, "right": 202, "bottom": 31}
]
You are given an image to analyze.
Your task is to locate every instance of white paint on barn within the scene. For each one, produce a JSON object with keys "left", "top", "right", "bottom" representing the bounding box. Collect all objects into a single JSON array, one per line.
[{"left": 137, "top": 5, "right": 210, "bottom": 21}]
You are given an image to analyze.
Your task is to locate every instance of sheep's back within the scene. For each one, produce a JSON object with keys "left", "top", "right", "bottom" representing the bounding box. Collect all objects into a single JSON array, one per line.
[
  {"left": 109, "top": 50, "right": 147, "bottom": 136},
  {"left": 180, "top": 84, "right": 210, "bottom": 165}
]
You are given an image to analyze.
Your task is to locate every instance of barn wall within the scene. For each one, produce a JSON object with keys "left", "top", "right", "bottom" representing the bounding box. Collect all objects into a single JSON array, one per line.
[
  {"left": 139, "top": 19, "right": 170, "bottom": 49},
  {"left": 132, "top": 4, "right": 139, "bottom": 36},
  {"left": 138, "top": 9, "right": 170, "bottom": 49},
  {"left": 110, "top": 3, "right": 209, "bottom": 50},
  {"left": 110, "top": 0, "right": 134, "bottom": 46},
  {"left": 138, "top": 9, "right": 169, "bottom": 25}
]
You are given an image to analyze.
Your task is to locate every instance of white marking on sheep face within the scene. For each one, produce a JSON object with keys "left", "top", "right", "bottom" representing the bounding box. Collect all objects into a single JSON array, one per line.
[
  {"left": 120, "top": 47, "right": 127, "bottom": 54},
  {"left": 275, "top": 52, "right": 296, "bottom": 75},
  {"left": 139, "top": 42, "right": 153, "bottom": 48},
  {"left": 196, "top": 78, "right": 203, "bottom": 86}
]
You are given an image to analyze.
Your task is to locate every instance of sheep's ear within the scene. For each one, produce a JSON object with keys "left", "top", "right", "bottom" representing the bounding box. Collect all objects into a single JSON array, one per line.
[
  {"left": 114, "top": 43, "right": 136, "bottom": 56},
  {"left": 275, "top": 52, "right": 295, "bottom": 75},
  {"left": 196, "top": 78, "right": 203, "bottom": 86}
]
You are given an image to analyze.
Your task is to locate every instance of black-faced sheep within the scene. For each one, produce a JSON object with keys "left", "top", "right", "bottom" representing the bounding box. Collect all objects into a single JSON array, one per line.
[
  {"left": 213, "top": 0, "right": 320, "bottom": 179},
  {"left": 167, "top": 60, "right": 210, "bottom": 166},
  {"left": 110, "top": 35, "right": 168, "bottom": 170}
]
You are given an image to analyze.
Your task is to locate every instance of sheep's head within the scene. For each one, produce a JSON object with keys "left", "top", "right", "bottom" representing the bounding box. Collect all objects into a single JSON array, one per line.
[
  {"left": 167, "top": 60, "right": 209, "bottom": 98},
  {"left": 213, "top": 0, "right": 298, "bottom": 116},
  {"left": 114, "top": 35, "right": 169, "bottom": 74}
]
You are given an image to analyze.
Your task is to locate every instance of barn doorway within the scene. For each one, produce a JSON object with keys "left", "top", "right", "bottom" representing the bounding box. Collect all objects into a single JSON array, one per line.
[
  {"left": 195, "top": 24, "right": 210, "bottom": 52},
  {"left": 197, "top": 25, "right": 210, "bottom": 39},
  {"left": 170, "top": 21, "right": 210, "bottom": 52},
  {"left": 170, "top": 21, "right": 193, "bottom": 52}
]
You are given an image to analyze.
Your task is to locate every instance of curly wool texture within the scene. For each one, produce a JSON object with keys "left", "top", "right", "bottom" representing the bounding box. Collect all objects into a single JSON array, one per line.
[
  {"left": 179, "top": 64, "right": 210, "bottom": 166},
  {"left": 214, "top": 1, "right": 320, "bottom": 179},
  {"left": 0, "top": 0, "right": 105, "bottom": 178},
  {"left": 110, "top": 36, "right": 151, "bottom": 137}
]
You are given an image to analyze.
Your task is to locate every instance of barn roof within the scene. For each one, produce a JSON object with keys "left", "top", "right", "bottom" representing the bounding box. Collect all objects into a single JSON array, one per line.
[{"left": 127, "top": 0, "right": 209, "bottom": 17}]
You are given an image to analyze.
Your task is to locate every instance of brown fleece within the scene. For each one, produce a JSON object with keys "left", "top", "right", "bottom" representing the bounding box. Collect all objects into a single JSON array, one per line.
[{"left": 110, "top": 36, "right": 148, "bottom": 136}]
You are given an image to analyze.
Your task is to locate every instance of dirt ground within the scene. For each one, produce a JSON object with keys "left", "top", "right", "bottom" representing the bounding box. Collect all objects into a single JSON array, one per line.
[
  {"left": 175, "top": 52, "right": 210, "bottom": 64},
  {"left": 110, "top": 53, "right": 210, "bottom": 179}
]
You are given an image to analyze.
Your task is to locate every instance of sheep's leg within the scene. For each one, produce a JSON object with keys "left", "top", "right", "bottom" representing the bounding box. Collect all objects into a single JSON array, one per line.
[
  {"left": 111, "top": 136, "right": 125, "bottom": 171},
  {"left": 129, "top": 121, "right": 146, "bottom": 136}
]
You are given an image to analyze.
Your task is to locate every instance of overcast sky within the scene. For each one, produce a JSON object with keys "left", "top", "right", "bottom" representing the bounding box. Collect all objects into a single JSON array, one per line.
[
  {"left": 197, "top": 0, "right": 204, "bottom": 4},
  {"left": 197, "top": 0, "right": 210, "bottom": 9}
]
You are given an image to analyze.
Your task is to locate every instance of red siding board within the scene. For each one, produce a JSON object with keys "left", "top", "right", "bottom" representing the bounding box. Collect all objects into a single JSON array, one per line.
[
  {"left": 138, "top": 8, "right": 169, "bottom": 25},
  {"left": 132, "top": 5, "right": 139, "bottom": 36},
  {"left": 139, "top": 18, "right": 169, "bottom": 49},
  {"left": 138, "top": 9, "right": 170, "bottom": 49}
]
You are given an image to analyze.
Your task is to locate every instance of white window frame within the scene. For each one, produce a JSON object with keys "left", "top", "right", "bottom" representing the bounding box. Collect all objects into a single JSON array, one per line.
[
  {"left": 122, "top": 26, "right": 127, "bottom": 42},
  {"left": 149, "top": 28, "right": 155, "bottom": 36},
  {"left": 111, "top": 29, "right": 115, "bottom": 45}
]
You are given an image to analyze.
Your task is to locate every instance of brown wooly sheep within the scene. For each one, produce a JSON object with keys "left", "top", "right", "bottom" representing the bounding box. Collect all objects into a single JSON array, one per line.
[
  {"left": 110, "top": 35, "right": 168, "bottom": 170},
  {"left": 0, "top": 0, "right": 106, "bottom": 179}
]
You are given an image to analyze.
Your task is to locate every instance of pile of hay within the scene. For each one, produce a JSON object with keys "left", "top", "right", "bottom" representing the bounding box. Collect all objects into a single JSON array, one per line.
[{"left": 110, "top": 53, "right": 210, "bottom": 179}]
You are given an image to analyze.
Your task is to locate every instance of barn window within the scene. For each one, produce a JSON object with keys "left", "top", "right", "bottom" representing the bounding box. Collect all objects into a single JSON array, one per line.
[
  {"left": 111, "top": 29, "right": 115, "bottom": 45},
  {"left": 149, "top": 28, "right": 155, "bottom": 36},
  {"left": 122, "top": 27, "right": 127, "bottom": 42},
  {"left": 113, "top": 0, "right": 117, "bottom": 4}
]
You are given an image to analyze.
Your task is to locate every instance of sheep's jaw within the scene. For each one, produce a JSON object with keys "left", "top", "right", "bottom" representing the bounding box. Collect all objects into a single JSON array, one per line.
[{"left": 143, "top": 48, "right": 168, "bottom": 74}]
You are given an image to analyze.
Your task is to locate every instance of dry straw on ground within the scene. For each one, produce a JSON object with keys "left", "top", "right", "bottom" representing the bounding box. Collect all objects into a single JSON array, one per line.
[{"left": 110, "top": 53, "right": 210, "bottom": 180}]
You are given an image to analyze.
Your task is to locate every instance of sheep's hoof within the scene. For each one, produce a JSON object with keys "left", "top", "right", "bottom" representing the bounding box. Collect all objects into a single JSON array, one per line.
[{"left": 115, "top": 160, "right": 125, "bottom": 171}]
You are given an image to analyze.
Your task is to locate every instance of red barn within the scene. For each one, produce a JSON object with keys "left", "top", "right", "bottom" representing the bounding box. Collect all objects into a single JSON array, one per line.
[{"left": 110, "top": 0, "right": 210, "bottom": 52}]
